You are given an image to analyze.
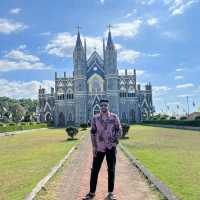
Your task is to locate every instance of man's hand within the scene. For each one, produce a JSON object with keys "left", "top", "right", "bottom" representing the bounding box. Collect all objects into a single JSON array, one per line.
[{"left": 93, "top": 148, "right": 97, "bottom": 157}]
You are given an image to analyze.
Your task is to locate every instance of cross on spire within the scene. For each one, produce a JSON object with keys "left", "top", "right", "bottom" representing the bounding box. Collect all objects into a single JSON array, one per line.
[
  {"left": 107, "top": 24, "right": 113, "bottom": 31},
  {"left": 76, "top": 25, "right": 82, "bottom": 32}
]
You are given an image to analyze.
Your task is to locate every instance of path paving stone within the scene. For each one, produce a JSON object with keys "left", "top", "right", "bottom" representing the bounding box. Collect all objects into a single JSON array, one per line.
[{"left": 37, "top": 135, "right": 160, "bottom": 200}]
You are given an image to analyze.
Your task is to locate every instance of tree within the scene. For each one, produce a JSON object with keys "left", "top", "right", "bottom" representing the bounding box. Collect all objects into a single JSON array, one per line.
[{"left": 10, "top": 104, "right": 26, "bottom": 122}]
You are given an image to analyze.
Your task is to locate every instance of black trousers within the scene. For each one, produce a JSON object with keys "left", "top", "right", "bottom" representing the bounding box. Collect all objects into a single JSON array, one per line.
[{"left": 89, "top": 146, "right": 117, "bottom": 193}]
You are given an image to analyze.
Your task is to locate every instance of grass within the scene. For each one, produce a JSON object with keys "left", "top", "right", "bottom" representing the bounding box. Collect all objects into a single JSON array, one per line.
[
  {"left": 0, "top": 128, "right": 87, "bottom": 200},
  {"left": 120, "top": 125, "right": 200, "bottom": 200}
]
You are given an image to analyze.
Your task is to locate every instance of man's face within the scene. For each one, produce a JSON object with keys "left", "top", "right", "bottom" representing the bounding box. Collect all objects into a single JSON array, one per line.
[{"left": 100, "top": 102, "right": 109, "bottom": 113}]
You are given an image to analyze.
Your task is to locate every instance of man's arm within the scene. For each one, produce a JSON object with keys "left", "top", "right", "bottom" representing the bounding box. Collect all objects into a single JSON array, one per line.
[
  {"left": 114, "top": 115, "right": 122, "bottom": 141},
  {"left": 90, "top": 116, "right": 97, "bottom": 149}
]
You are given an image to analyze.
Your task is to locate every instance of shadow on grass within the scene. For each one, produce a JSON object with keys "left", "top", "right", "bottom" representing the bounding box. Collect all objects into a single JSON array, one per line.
[
  {"left": 120, "top": 136, "right": 130, "bottom": 140},
  {"left": 60, "top": 138, "right": 79, "bottom": 143}
]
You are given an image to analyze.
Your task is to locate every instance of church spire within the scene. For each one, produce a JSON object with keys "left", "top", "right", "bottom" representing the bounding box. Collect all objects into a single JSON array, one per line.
[
  {"left": 75, "top": 31, "right": 83, "bottom": 48},
  {"left": 74, "top": 25, "right": 83, "bottom": 49},
  {"left": 106, "top": 25, "right": 115, "bottom": 50}
]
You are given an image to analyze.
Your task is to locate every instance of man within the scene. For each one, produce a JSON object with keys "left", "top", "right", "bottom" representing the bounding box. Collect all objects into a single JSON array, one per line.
[{"left": 83, "top": 99, "right": 122, "bottom": 200}]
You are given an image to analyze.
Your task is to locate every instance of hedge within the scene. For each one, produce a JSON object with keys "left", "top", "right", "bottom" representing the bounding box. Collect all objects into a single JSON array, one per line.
[
  {"left": 142, "top": 120, "right": 200, "bottom": 127},
  {"left": 0, "top": 123, "right": 48, "bottom": 133}
]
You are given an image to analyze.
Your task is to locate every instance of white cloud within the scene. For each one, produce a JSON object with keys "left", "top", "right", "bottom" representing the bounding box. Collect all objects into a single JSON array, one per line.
[
  {"left": 175, "top": 75, "right": 184, "bottom": 80},
  {"left": 10, "top": 8, "right": 22, "bottom": 15},
  {"left": 45, "top": 32, "right": 75, "bottom": 57},
  {"left": 99, "top": 0, "right": 105, "bottom": 4},
  {"left": 0, "top": 18, "right": 27, "bottom": 34},
  {"left": 162, "top": 31, "right": 178, "bottom": 39},
  {"left": 176, "top": 83, "right": 194, "bottom": 88},
  {"left": 140, "top": 0, "right": 157, "bottom": 5},
  {"left": 5, "top": 50, "right": 40, "bottom": 62},
  {"left": 0, "top": 60, "right": 51, "bottom": 72},
  {"left": 176, "top": 68, "right": 184, "bottom": 71},
  {"left": 118, "top": 49, "right": 141, "bottom": 63},
  {"left": 146, "top": 53, "right": 161, "bottom": 57},
  {"left": 164, "top": 0, "right": 199, "bottom": 16},
  {"left": 40, "top": 32, "right": 51, "bottom": 36},
  {"left": 0, "top": 49, "right": 51, "bottom": 71},
  {"left": 136, "top": 70, "right": 145, "bottom": 76},
  {"left": 153, "top": 86, "right": 172, "bottom": 96},
  {"left": 45, "top": 32, "right": 123, "bottom": 58},
  {"left": 124, "top": 9, "right": 137, "bottom": 18},
  {"left": 177, "top": 94, "right": 195, "bottom": 98},
  {"left": 0, "top": 79, "right": 54, "bottom": 99},
  {"left": 147, "top": 18, "right": 158, "bottom": 26},
  {"left": 107, "top": 19, "right": 142, "bottom": 38},
  {"left": 18, "top": 44, "right": 27, "bottom": 50}
]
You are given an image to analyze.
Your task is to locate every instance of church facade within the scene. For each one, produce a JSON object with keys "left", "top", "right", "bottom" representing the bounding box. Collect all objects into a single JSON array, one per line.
[{"left": 38, "top": 30, "right": 154, "bottom": 126}]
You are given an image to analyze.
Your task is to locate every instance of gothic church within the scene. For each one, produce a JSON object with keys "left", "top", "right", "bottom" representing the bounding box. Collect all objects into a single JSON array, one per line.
[{"left": 38, "top": 29, "right": 154, "bottom": 126}]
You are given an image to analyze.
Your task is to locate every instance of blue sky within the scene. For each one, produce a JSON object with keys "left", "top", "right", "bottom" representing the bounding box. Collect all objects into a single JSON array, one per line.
[{"left": 0, "top": 0, "right": 200, "bottom": 115}]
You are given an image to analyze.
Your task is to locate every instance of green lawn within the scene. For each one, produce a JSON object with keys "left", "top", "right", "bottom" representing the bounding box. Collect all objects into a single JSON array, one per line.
[
  {"left": 120, "top": 125, "right": 200, "bottom": 200},
  {"left": 0, "top": 128, "right": 87, "bottom": 200}
]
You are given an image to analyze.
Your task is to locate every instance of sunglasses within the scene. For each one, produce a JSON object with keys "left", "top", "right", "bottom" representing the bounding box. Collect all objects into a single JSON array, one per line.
[{"left": 100, "top": 104, "right": 108, "bottom": 107}]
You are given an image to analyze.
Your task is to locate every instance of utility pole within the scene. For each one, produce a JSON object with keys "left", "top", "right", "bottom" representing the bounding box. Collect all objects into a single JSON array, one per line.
[{"left": 187, "top": 96, "right": 190, "bottom": 117}]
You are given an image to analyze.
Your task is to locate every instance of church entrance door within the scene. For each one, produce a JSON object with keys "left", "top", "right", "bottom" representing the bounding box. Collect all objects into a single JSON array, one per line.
[{"left": 58, "top": 112, "right": 65, "bottom": 127}]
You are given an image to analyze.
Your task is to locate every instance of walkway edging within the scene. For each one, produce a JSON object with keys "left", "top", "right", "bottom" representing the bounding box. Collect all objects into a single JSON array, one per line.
[
  {"left": 24, "top": 133, "right": 87, "bottom": 200},
  {"left": 119, "top": 143, "right": 179, "bottom": 200}
]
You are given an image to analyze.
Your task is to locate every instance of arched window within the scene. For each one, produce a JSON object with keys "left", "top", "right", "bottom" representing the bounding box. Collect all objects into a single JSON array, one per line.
[
  {"left": 45, "top": 112, "right": 52, "bottom": 122},
  {"left": 92, "top": 79, "right": 101, "bottom": 93},
  {"left": 120, "top": 86, "right": 127, "bottom": 98},
  {"left": 93, "top": 105, "right": 100, "bottom": 115},
  {"left": 128, "top": 86, "right": 135, "bottom": 97},
  {"left": 66, "top": 89, "right": 74, "bottom": 99},
  {"left": 57, "top": 94, "right": 64, "bottom": 100},
  {"left": 57, "top": 88, "right": 64, "bottom": 100}
]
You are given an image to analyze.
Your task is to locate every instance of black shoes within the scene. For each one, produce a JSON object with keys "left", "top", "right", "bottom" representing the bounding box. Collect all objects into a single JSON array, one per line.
[
  {"left": 106, "top": 193, "right": 117, "bottom": 200},
  {"left": 82, "top": 192, "right": 95, "bottom": 200}
]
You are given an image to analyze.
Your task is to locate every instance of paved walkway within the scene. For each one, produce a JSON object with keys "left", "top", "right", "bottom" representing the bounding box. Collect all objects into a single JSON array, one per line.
[{"left": 37, "top": 135, "right": 160, "bottom": 200}]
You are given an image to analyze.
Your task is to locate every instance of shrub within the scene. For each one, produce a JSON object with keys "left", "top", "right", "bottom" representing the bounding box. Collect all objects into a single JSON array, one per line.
[
  {"left": 80, "top": 123, "right": 88, "bottom": 128},
  {"left": 142, "top": 120, "right": 200, "bottom": 127},
  {"left": 0, "top": 123, "right": 4, "bottom": 127},
  {"left": 195, "top": 116, "right": 200, "bottom": 120},
  {"left": 170, "top": 116, "right": 176, "bottom": 120},
  {"left": 180, "top": 116, "right": 187, "bottom": 120},
  {"left": 66, "top": 126, "right": 78, "bottom": 139},
  {"left": 121, "top": 123, "right": 130, "bottom": 138},
  {"left": 47, "top": 120, "right": 54, "bottom": 127},
  {"left": 9, "top": 123, "right": 16, "bottom": 126},
  {"left": 20, "top": 122, "right": 27, "bottom": 126}
]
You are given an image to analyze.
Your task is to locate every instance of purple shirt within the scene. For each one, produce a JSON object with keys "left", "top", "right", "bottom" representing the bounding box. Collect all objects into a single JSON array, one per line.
[{"left": 90, "top": 111, "right": 122, "bottom": 152}]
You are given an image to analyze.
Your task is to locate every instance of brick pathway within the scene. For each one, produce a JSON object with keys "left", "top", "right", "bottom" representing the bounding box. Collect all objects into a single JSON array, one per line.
[{"left": 37, "top": 135, "right": 159, "bottom": 200}]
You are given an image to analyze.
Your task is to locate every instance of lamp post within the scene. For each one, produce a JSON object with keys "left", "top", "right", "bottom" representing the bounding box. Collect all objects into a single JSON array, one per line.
[{"left": 186, "top": 96, "right": 189, "bottom": 117}]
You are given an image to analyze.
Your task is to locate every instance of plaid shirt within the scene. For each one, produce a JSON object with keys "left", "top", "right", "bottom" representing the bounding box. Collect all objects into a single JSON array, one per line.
[{"left": 90, "top": 111, "right": 122, "bottom": 152}]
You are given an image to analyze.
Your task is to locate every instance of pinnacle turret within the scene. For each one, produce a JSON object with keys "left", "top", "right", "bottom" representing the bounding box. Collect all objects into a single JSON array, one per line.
[
  {"left": 75, "top": 31, "right": 83, "bottom": 49},
  {"left": 106, "top": 30, "right": 115, "bottom": 50}
]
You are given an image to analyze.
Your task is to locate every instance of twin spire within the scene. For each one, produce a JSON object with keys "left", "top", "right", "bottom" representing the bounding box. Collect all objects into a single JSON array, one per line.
[{"left": 74, "top": 27, "right": 115, "bottom": 52}]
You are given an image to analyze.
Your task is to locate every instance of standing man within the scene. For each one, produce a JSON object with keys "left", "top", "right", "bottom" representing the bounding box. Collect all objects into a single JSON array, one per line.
[{"left": 83, "top": 99, "right": 122, "bottom": 200}]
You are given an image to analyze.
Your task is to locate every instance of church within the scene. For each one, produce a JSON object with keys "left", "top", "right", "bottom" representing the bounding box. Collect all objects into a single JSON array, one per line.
[{"left": 38, "top": 29, "right": 154, "bottom": 126}]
